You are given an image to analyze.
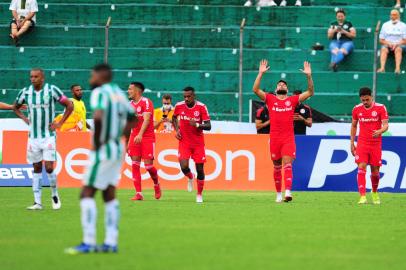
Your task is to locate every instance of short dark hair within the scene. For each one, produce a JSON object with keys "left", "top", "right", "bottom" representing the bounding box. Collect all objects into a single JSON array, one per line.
[
  {"left": 93, "top": 63, "right": 112, "bottom": 80},
  {"left": 130, "top": 82, "right": 145, "bottom": 92},
  {"left": 31, "top": 68, "right": 44, "bottom": 75},
  {"left": 70, "top": 84, "right": 80, "bottom": 91},
  {"left": 277, "top": 80, "right": 288, "bottom": 87},
  {"left": 359, "top": 87, "right": 372, "bottom": 97},
  {"left": 162, "top": 94, "right": 172, "bottom": 100},
  {"left": 293, "top": 90, "right": 302, "bottom": 95},
  {"left": 183, "top": 86, "right": 195, "bottom": 93},
  {"left": 336, "top": 9, "right": 345, "bottom": 15}
]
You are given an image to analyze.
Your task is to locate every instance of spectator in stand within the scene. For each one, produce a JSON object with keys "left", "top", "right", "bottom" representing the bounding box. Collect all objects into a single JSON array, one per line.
[
  {"left": 327, "top": 9, "right": 356, "bottom": 72},
  {"left": 154, "top": 94, "right": 174, "bottom": 133},
  {"left": 244, "top": 0, "right": 302, "bottom": 7},
  {"left": 293, "top": 90, "right": 312, "bottom": 135},
  {"left": 395, "top": 0, "right": 402, "bottom": 8},
  {"left": 9, "top": 0, "right": 38, "bottom": 46},
  {"left": 377, "top": 9, "right": 406, "bottom": 74},
  {"left": 255, "top": 104, "right": 270, "bottom": 134}
]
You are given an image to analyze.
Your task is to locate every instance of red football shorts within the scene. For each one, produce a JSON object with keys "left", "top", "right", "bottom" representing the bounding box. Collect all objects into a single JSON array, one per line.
[
  {"left": 355, "top": 143, "right": 382, "bottom": 166},
  {"left": 269, "top": 138, "right": 296, "bottom": 161},
  {"left": 178, "top": 142, "right": 206, "bottom": 163},
  {"left": 128, "top": 140, "right": 155, "bottom": 160}
]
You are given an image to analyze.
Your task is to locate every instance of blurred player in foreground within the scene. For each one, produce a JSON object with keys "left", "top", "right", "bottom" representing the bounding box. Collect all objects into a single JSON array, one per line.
[
  {"left": 127, "top": 82, "right": 162, "bottom": 201},
  {"left": 253, "top": 60, "right": 314, "bottom": 203},
  {"left": 351, "top": 87, "right": 389, "bottom": 204},
  {"left": 13, "top": 68, "right": 73, "bottom": 210},
  {"left": 173, "top": 87, "right": 211, "bottom": 203},
  {"left": 65, "top": 64, "right": 136, "bottom": 254}
]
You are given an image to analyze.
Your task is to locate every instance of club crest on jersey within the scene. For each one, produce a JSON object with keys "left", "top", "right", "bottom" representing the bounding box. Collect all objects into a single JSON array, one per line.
[
  {"left": 285, "top": 100, "right": 291, "bottom": 106},
  {"left": 137, "top": 107, "right": 142, "bottom": 113},
  {"left": 194, "top": 111, "right": 200, "bottom": 117},
  {"left": 300, "top": 108, "right": 305, "bottom": 114},
  {"left": 372, "top": 111, "right": 377, "bottom": 117}
]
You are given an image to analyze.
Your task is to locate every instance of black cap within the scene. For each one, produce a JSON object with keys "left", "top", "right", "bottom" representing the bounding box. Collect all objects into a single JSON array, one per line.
[{"left": 277, "top": 80, "right": 288, "bottom": 87}]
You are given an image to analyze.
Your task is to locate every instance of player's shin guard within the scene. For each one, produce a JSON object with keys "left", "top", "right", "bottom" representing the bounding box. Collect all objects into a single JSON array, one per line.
[
  {"left": 371, "top": 171, "right": 380, "bottom": 193},
  {"left": 357, "top": 168, "right": 367, "bottom": 196},
  {"left": 104, "top": 199, "right": 119, "bottom": 246},
  {"left": 132, "top": 161, "right": 142, "bottom": 193},
  {"left": 283, "top": 164, "right": 293, "bottom": 191},
  {"left": 32, "top": 173, "right": 42, "bottom": 205},
  {"left": 80, "top": 198, "right": 97, "bottom": 246},
  {"left": 47, "top": 172, "right": 59, "bottom": 197},
  {"left": 273, "top": 165, "right": 282, "bottom": 192},
  {"left": 145, "top": 164, "right": 159, "bottom": 185}
]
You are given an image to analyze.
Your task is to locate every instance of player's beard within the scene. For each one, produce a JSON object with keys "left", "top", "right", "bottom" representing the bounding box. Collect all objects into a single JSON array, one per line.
[{"left": 276, "top": 90, "right": 288, "bottom": 95}]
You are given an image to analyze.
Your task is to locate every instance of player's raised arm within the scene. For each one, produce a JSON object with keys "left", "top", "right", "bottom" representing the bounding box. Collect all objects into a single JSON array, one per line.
[
  {"left": 253, "top": 59, "right": 270, "bottom": 101},
  {"left": 299, "top": 61, "right": 314, "bottom": 102},
  {"left": 350, "top": 118, "right": 358, "bottom": 156}
]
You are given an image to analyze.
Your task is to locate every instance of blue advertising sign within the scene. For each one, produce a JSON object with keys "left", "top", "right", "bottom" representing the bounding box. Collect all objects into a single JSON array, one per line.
[{"left": 0, "top": 165, "right": 49, "bottom": 187}]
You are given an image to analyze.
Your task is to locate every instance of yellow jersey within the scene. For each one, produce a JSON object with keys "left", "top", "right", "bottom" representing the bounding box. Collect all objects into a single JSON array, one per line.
[
  {"left": 54, "top": 98, "right": 88, "bottom": 132},
  {"left": 154, "top": 108, "right": 174, "bottom": 133}
]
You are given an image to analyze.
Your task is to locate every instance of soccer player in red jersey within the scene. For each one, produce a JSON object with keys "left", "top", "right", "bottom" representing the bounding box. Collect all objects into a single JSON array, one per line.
[
  {"left": 253, "top": 60, "right": 314, "bottom": 203},
  {"left": 127, "top": 82, "right": 162, "bottom": 201},
  {"left": 172, "top": 87, "right": 211, "bottom": 203},
  {"left": 350, "top": 87, "right": 389, "bottom": 204}
]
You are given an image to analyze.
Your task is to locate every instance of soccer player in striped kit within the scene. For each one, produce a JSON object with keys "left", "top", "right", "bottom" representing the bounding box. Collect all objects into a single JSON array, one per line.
[
  {"left": 13, "top": 68, "right": 73, "bottom": 210},
  {"left": 66, "top": 64, "right": 136, "bottom": 254},
  {"left": 253, "top": 60, "right": 314, "bottom": 203}
]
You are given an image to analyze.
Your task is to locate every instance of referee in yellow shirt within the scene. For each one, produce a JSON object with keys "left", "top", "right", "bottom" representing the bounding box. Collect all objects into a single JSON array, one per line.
[
  {"left": 55, "top": 85, "right": 90, "bottom": 132},
  {"left": 154, "top": 94, "right": 174, "bottom": 133}
]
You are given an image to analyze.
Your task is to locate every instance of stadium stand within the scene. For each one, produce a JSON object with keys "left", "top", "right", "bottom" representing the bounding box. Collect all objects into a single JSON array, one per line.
[{"left": 0, "top": 0, "right": 405, "bottom": 121}]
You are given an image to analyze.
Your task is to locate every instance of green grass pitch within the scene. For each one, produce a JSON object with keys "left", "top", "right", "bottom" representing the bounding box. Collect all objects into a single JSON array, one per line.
[{"left": 1, "top": 188, "right": 406, "bottom": 270}]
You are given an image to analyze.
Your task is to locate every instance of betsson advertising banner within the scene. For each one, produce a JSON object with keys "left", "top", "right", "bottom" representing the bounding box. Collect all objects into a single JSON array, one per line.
[{"left": 1, "top": 131, "right": 405, "bottom": 192}]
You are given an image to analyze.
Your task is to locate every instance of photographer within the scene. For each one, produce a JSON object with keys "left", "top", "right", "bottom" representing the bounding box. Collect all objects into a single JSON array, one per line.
[
  {"left": 327, "top": 9, "right": 356, "bottom": 71},
  {"left": 154, "top": 94, "right": 174, "bottom": 133}
]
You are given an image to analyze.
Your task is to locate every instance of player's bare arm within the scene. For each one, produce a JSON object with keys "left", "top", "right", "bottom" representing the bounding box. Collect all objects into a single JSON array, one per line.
[
  {"left": 172, "top": 116, "right": 182, "bottom": 140},
  {"left": 189, "top": 119, "right": 211, "bottom": 131},
  {"left": 134, "top": 112, "right": 151, "bottom": 144},
  {"left": 253, "top": 59, "right": 270, "bottom": 101},
  {"left": 50, "top": 99, "right": 74, "bottom": 131},
  {"left": 92, "top": 110, "right": 103, "bottom": 151},
  {"left": 350, "top": 118, "right": 358, "bottom": 156},
  {"left": 12, "top": 102, "right": 30, "bottom": 125},
  {"left": 299, "top": 62, "right": 314, "bottom": 103},
  {"left": 255, "top": 119, "right": 270, "bottom": 130},
  {"left": 294, "top": 113, "right": 312, "bottom": 127},
  {"left": 373, "top": 119, "right": 389, "bottom": 138}
]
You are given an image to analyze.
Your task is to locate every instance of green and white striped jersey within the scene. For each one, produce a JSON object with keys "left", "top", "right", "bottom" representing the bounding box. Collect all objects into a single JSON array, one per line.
[
  {"left": 90, "top": 83, "right": 135, "bottom": 158},
  {"left": 15, "top": 83, "right": 65, "bottom": 139}
]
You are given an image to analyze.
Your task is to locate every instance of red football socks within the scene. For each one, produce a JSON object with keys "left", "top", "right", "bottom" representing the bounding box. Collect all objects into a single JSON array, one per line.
[
  {"left": 185, "top": 171, "right": 194, "bottom": 180},
  {"left": 371, "top": 171, "right": 380, "bottom": 193},
  {"left": 283, "top": 164, "right": 293, "bottom": 191},
  {"left": 274, "top": 165, "right": 282, "bottom": 192},
  {"left": 132, "top": 161, "right": 142, "bottom": 193},
  {"left": 145, "top": 164, "right": 159, "bottom": 185},
  {"left": 357, "top": 168, "right": 367, "bottom": 196},
  {"left": 197, "top": 180, "right": 204, "bottom": 195}
]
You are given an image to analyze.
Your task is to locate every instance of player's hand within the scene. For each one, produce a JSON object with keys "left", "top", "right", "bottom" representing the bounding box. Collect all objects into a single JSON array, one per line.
[
  {"left": 259, "top": 59, "right": 270, "bottom": 74},
  {"left": 20, "top": 104, "right": 28, "bottom": 110},
  {"left": 293, "top": 113, "right": 305, "bottom": 121},
  {"left": 350, "top": 143, "right": 356, "bottom": 156},
  {"left": 189, "top": 119, "right": 198, "bottom": 127},
  {"left": 134, "top": 134, "right": 142, "bottom": 144},
  {"left": 49, "top": 121, "right": 61, "bottom": 131},
  {"left": 300, "top": 61, "right": 312, "bottom": 77},
  {"left": 175, "top": 130, "right": 182, "bottom": 140},
  {"left": 372, "top": 129, "right": 382, "bottom": 138}
]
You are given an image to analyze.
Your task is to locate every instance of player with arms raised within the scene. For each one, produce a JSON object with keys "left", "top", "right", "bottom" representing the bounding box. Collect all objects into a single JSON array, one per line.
[
  {"left": 127, "top": 82, "right": 162, "bottom": 201},
  {"left": 66, "top": 64, "right": 137, "bottom": 254},
  {"left": 172, "top": 87, "right": 211, "bottom": 203},
  {"left": 13, "top": 68, "right": 73, "bottom": 210},
  {"left": 253, "top": 60, "right": 314, "bottom": 203},
  {"left": 350, "top": 87, "right": 389, "bottom": 204}
]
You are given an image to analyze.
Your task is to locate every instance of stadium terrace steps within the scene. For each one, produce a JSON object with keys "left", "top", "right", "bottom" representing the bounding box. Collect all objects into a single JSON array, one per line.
[
  {"left": 0, "top": 0, "right": 396, "bottom": 7},
  {"left": 0, "top": 4, "right": 400, "bottom": 27},
  {"left": 1, "top": 47, "right": 404, "bottom": 72},
  {"left": 0, "top": 26, "right": 377, "bottom": 50},
  {"left": 1, "top": 69, "right": 405, "bottom": 94}
]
